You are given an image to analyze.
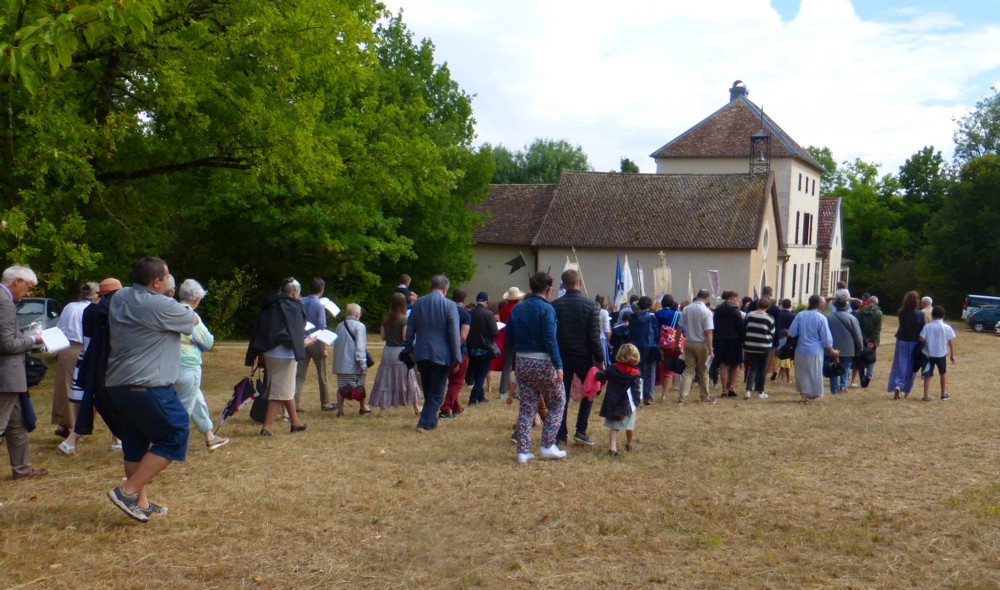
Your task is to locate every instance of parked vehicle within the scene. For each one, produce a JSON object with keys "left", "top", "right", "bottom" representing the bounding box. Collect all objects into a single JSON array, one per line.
[
  {"left": 16, "top": 297, "right": 61, "bottom": 335},
  {"left": 963, "top": 294, "right": 1000, "bottom": 319},
  {"left": 967, "top": 306, "right": 1000, "bottom": 332}
]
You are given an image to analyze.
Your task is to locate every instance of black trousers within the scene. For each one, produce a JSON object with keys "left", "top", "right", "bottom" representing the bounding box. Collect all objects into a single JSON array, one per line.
[{"left": 557, "top": 355, "right": 597, "bottom": 441}]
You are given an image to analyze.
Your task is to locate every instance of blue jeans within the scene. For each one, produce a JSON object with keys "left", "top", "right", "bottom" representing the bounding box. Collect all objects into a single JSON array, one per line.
[
  {"left": 106, "top": 385, "right": 190, "bottom": 463},
  {"left": 830, "top": 357, "right": 853, "bottom": 393},
  {"left": 745, "top": 351, "right": 769, "bottom": 393},
  {"left": 640, "top": 355, "right": 657, "bottom": 401},
  {"left": 416, "top": 360, "right": 450, "bottom": 430},
  {"left": 468, "top": 352, "right": 491, "bottom": 403}
]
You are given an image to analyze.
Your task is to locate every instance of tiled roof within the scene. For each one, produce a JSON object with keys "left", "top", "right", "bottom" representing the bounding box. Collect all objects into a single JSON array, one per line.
[
  {"left": 817, "top": 197, "right": 841, "bottom": 250},
  {"left": 650, "top": 96, "right": 825, "bottom": 172},
  {"left": 472, "top": 184, "right": 556, "bottom": 245},
  {"left": 531, "top": 171, "right": 772, "bottom": 249}
]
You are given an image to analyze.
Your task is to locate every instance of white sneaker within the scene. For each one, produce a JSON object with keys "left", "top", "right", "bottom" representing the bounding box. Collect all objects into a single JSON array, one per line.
[
  {"left": 758, "top": 392, "right": 769, "bottom": 399},
  {"left": 539, "top": 445, "right": 567, "bottom": 459},
  {"left": 58, "top": 440, "right": 76, "bottom": 455},
  {"left": 744, "top": 390, "right": 752, "bottom": 400},
  {"left": 516, "top": 452, "right": 535, "bottom": 463}
]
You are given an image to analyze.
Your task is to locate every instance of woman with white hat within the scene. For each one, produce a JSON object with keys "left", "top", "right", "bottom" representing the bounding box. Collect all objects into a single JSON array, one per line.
[{"left": 494, "top": 286, "right": 525, "bottom": 399}]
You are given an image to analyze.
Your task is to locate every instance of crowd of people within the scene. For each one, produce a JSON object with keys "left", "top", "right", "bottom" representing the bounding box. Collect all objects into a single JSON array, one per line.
[{"left": 0, "top": 261, "right": 960, "bottom": 523}]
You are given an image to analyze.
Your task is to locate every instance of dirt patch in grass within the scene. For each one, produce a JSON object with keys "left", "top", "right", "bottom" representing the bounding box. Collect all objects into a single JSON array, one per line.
[{"left": 3, "top": 318, "right": 1000, "bottom": 588}]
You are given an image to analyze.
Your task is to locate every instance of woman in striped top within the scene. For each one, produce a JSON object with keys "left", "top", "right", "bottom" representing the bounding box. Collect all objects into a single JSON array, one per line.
[{"left": 743, "top": 297, "right": 776, "bottom": 399}]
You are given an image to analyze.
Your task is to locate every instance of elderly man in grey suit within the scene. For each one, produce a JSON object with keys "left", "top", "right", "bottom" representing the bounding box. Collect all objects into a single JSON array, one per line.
[
  {"left": 0, "top": 265, "right": 46, "bottom": 480},
  {"left": 403, "top": 274, "right": 461, "bottom": 433}
]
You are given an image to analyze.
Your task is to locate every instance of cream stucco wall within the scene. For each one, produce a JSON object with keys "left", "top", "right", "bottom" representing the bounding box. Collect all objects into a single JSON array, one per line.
[
  {"left": 464, "top": 245, "right": 532, "bottom": 301},
  {"left": 655, "top": 155, "right": 824, "bottom": 301},
  {"left": 535, "top": 247, "right": 760, "bottom": 305}
]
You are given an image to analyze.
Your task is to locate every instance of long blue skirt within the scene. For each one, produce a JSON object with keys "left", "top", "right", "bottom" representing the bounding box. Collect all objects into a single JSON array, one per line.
[{"left": 887, "top": 339, "right": 918, "bottom": 394}]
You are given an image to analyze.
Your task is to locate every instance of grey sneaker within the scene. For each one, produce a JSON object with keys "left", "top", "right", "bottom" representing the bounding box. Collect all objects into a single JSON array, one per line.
[
  {"left": 145, "top": 501, "right": 169, "bottom": 516},
  {"left": 108, "top": 487, "right": 149, "bottom": 523},
  {"left": 573, "top": 432, "right": 595, "bottom": 446}
]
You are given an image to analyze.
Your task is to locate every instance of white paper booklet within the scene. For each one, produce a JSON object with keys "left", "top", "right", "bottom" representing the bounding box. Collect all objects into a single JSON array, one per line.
[
  {"left": 319, "top": 297, "right": 341, "bottom": 318},
  {"left": 41, "top": 327, "right": 71, "bottom": 353},
  {"left": 312, "top": 329, "right": 338, "bottom": 346}
]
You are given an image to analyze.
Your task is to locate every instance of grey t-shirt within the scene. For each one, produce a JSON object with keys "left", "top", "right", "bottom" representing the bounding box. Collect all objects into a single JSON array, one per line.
[{"left": 105, "top": 285, "right": 196, "bottom": 388}]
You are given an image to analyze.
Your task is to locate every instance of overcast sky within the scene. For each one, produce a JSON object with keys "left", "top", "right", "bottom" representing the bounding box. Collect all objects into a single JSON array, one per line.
[{"left": 382, "top": 0, "right": 1000, "bottom": 175}]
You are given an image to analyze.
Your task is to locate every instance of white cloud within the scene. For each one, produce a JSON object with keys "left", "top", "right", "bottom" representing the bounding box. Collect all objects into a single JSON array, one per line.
[{"left": 385, "top": 0, "right": 1000, "bottom": 174}]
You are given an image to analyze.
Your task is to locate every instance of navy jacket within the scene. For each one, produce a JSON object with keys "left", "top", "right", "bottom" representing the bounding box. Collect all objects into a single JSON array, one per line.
[
  {"left": 246, "top": 294, "right": 307, "bottom": 365},
  {"left": 403, "top": 290, "right": 461, "bottom": 366}
]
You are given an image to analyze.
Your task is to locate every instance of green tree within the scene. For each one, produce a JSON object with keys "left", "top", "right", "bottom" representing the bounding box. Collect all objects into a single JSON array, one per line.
[
  {"left": 0, "top": 1, "right": 489, "bottom": 334},
  {"left": 487, "top": 138, "right": 591, "bottom": 184},
  {"left": 833, "top": 159, "right": 910, "bottom": 300},
  {"left": 924, "top": 155, "right": 1000, "bottom": 308},
  {"left": 953, "top": 87, "right": 1000, "bottom": 163},
  {"left": 897, "top": 146, "right": 954, "bottom": 240},
  {"left": 806, "top": 145, "right": 839, "bottom": 195},
  {"left": 619, "top": 157, "right": 640, "bottom": 173}
]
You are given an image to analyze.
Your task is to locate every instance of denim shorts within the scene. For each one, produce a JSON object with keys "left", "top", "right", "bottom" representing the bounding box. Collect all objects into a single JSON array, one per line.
[
  {"left": 106, "top": 385, "right": 190, "bottom": 462},
  {"left": 921, "top": 356, "right": 947, "bottom": 378}
]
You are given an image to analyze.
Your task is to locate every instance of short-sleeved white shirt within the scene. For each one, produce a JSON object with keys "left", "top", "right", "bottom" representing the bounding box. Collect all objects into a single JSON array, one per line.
[
  {"left": 919, "top": 319, "right": 955, "bottom": 358},
  {"left": 679, "top": 300, "right": 714, "bottom": 342}
]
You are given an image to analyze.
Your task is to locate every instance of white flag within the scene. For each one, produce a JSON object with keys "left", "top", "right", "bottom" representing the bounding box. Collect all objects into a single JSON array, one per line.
[
  {"left": 622, "top": 255, "right": 634, "bottom": 301},
  {"left": 687, "top": 269, "right": 694, "bottom": 303}
]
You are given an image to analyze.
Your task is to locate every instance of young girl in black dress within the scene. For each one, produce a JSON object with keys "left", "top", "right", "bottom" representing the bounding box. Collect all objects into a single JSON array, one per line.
[{"left": 597, "top": 343, "right": 642, "bottom": 456}]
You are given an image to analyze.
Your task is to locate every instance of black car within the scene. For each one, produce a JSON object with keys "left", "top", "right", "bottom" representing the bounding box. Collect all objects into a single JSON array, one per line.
[
  {"left": 16, "top": 297, "right": 62, "bottom": 335},
  {"left": 967, "top": 306, "right": 1000, "bottom": 332}
]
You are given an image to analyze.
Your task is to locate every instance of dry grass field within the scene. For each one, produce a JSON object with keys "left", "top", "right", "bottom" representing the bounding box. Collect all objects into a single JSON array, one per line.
[{"left": 3, "top": 316, "right": 1000, "bottom": 589}]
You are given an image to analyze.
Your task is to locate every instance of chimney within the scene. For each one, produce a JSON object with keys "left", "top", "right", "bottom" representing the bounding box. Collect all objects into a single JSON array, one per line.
[{"left": 729, "top": 80, "right": 748, "bottom": 102}]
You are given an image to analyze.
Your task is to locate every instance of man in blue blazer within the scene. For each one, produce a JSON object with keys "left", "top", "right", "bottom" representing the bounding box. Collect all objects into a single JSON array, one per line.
[{"left": 403, "top": 274, "right": 461, "bottom": 432}]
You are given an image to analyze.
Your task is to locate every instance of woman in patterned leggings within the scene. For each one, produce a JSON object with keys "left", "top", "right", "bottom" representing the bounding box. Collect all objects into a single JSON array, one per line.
[{"left": 505, "top": 272, "right": 567, "bottom": 464}]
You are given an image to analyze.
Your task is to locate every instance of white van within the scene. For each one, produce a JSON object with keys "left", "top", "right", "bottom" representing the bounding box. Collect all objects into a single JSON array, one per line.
[{"left": 963, "top": 294, "right": 1000, "bottom": 319}]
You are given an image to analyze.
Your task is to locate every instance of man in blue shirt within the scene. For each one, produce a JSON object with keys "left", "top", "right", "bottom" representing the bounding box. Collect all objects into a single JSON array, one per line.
[{"left": 295, "top": 277, "right": 333, "bottom": 411}]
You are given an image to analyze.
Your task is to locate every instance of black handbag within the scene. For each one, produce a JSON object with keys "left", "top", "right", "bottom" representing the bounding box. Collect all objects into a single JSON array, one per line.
[
  {"left": 487, "top": 339, "right": 501, "bottom": 359},
  {"left": 777, "top": 336, "right": 798, "bottom": 360},
  {"left": 249, "top": 365, "right": 269, "bottom": 424},
  {"left": 345, "top": 322, "right": 375, "bottom": 368},
  {"left": 911, "top": 343, "right": 927, "bottom": 373},
  {"left": 25, "top": 353, "right": 47, "bottom": 388}
]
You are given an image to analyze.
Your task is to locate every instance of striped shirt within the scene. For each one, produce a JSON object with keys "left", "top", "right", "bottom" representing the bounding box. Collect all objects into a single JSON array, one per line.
[{"left": 743, "top": 311, "right": 775, "bottom": 353}]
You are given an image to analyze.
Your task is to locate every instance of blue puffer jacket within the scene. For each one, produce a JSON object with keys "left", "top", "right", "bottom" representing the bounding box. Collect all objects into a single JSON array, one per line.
[
  {"left": 506, "top": 294, "right": 562, "bottom": 370},
  {"left": 627, "top": 310, "right": 658, "bottom": 351}
]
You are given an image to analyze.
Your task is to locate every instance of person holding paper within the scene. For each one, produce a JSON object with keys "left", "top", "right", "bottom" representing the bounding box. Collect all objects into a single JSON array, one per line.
[
  {"left": 51, "top": 282, "right": 99, "bottom": 439},
  {"left": 294, "top": 277, "right": 334, "bottom": 412},
  {"left": 0, "top": 265, "right": 47, "bottom": 480},
  {"left": 368, "top": 293, "right": 421, "bottom": 417}
]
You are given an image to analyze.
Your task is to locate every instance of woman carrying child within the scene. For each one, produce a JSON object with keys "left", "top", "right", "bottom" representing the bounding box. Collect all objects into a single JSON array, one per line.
[{"left": 597, "top": 343, "right": 642, "bottom": 456}]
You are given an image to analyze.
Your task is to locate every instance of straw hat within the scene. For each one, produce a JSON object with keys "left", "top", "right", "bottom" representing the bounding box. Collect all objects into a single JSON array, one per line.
[{"left": 502, "top": 286, "right": 525, "bottom": 301}]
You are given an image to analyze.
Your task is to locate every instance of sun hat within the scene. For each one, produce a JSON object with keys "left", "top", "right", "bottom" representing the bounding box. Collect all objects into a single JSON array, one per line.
[{"left": 502, "top": 286, "right": 525, "bottom": 301}]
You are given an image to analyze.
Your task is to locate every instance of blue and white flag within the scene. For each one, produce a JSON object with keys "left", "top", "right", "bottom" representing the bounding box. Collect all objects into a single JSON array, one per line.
[{"left": 613, "top": 254, "right": 625, "bottom": 309}]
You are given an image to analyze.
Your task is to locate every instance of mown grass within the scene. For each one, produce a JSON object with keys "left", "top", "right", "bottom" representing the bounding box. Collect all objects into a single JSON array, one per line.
[{"left": 3, "top": 317, "right": 1000, "bottom": 589}]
